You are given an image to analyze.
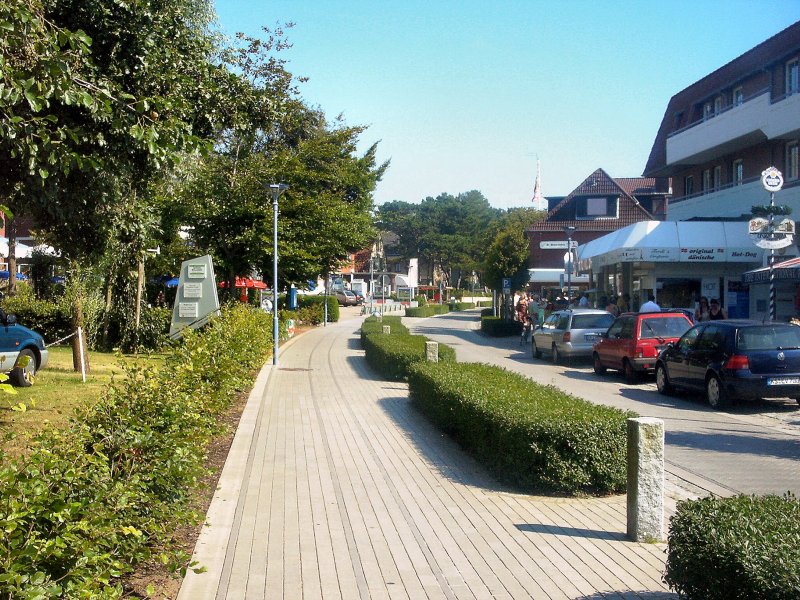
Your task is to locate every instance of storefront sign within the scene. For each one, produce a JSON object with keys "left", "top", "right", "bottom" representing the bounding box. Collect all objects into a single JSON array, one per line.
[
  {"left": 761, "top": 167, "right": 783, "bottom": 192},
  {"left": 679, "top": 247, "right": 726, "bottom": 262},
  {"left": 539, "top": 241, "right": 578, "bottom": 249}
]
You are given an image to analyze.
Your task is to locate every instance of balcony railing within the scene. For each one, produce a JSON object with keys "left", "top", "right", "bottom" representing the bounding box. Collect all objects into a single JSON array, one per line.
[
  {"left": 667, "top": 88, "right": 771, "bottom": 139},
  {"left": 672, "top": 175, "right": 800, "bottom": 204}
]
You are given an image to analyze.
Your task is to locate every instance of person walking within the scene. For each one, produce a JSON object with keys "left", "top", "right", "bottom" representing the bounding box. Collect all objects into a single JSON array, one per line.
[
  {"left": 708, "top": 298, "right": 727, "bottom": 320},
  {"left": 639, "top": 295, "right": 661, "bottom": 313},
  {"left": 695, "top": 297, "right": 710, "bottom": 322}
]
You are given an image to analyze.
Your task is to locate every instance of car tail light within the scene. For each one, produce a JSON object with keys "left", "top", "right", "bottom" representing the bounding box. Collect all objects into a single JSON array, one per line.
[
  {"left": 724, "top": 355, "right": 750, "bottom": 370},
  {"left": 635, "top": 345, "right": 657, "bottom": 359},
  {"left": 563, "top": 331, "right": 571, "bottom": 343}
]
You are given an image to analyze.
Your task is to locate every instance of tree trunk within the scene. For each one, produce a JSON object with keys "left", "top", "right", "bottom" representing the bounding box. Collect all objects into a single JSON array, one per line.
[
  {"left": 135, "top": 255, "right": 144, "bottom": 328},
  {"left": 7, "top": 217, "right": 16, "bottom": 296},
  {"left": 69, "top": 260, "right": 91, "bottom": 374}
]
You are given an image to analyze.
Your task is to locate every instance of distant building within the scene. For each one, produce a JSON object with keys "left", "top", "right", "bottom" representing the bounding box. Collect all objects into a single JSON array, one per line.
[{"left": 644, "top": 20, "right": 800, "bottom": 221}]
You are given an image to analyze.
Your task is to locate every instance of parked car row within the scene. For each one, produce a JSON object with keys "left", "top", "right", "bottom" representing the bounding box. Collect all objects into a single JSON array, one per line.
[{"left": 530, "top": 308, "right": 800, "bottom": 409}]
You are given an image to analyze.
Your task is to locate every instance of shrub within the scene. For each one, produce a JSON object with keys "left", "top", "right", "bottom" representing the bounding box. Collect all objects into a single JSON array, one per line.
[
  {"left": 362, "top": 332, "right": 456, "bottom": 381},
  {"left": 476, "top": 300, "right": 492, "bottom": 308},
  {"left": 360, "top": 315, "right": 408, "bottom": 340},
  {"left": 452, "top": 302, "right": 475, "bottom": 311},
  {"left": 408, "top": 362, "right": 632, "bottom": 494},
  {"left": 481, "top": 316, "right": 522, "bottom": 336},
  {"left": 664, "top": 493, "right": 800, "bottom": 599},
  {"left": 480, "top": 308, "right": 494, "bottom": 317},
  {"left": 405, "top": 305, "right": 450, "bottom": 318},
  {"left": 414, "top": 294, "right": 427, "bottom": 306},
  {"left": 299, "top": 295, "right": 339, "bottom": 322},
  {"left": 0, "top": 304, "right": 273, "bottom": 597}
]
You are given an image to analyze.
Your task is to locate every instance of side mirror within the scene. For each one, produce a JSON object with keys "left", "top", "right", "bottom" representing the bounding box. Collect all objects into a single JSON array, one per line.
[{"left": 5, "top": 314, "right": 16, "bottom": 326}]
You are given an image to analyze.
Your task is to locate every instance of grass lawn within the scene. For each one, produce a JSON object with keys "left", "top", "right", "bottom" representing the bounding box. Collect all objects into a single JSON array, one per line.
[{"left": 0, "top": 345, "right": 165, "bottom": 457}]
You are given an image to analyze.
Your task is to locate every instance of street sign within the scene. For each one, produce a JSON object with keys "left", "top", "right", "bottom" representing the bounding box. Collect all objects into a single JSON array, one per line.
[
  {"left": 540, "top": 240, "right": 578, "bottom": 249},
  {"left": 761, "top": 167, "right": 784, "bottom": 192},
  {"left": 502, "top": 277, "right": 511, "bottom": 294}
]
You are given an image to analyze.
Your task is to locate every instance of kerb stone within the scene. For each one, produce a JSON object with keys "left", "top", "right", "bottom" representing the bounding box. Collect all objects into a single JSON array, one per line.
[{"left": 626, "top": 417, "right": 664, "bottom": 542}]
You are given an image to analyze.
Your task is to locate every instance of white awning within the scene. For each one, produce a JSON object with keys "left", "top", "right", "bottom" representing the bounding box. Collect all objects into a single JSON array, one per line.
[
  {"left": 528, "top": 268, "right": 590, "bottom": 284},
  {"left": 0, "top": 238, "right": 33, "bottom": 259},
  {"left": 577, "top": 221, "right": 766, "bottom": 270}
]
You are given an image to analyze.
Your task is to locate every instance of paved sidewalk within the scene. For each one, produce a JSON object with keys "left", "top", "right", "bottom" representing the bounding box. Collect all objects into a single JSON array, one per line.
[{"left": 179, "top": 316, "right": 678, "bottom": 599}]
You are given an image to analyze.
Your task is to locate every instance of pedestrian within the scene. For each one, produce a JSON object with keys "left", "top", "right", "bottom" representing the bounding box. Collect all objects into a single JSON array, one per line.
[
  {"left": 578, "top": 293, "right": 589, "bottom": 307},
  {"left": 695, "top": 297, "right": 710, "bottom": 322},
  {"left": 708, "top": 298, "right": 727, "bottom": 320},
  {"left": 605, "top": 296, "right": 620, "bottom": 316},
  {"left": 618, "top": 293, "right": 630, "bottom": 313},
  {"left": 516, "top": 295, "right": 528, "bottom": 322},
  {"left": 639, "top": 294, "right": 661, "bottom": 313},
  {"left": 261, "top": 297, "right": 273, "bottom": 313}
]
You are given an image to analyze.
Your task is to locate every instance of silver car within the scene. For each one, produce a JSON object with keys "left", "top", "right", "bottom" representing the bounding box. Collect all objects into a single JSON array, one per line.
[{"left": 532, "top": 308, "right": 616, "bottom": 363}]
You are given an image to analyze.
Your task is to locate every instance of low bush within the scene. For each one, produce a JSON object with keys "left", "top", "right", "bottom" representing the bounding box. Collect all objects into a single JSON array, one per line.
[
  {"left": 360, "top": 315, "right": 408, "bottom": 341},
  {"left": 414, "top": 294, "right": 427, "bottom": 306},
  {"left": 449, "top": 302, "right": 475, "bottom": 311},
  {"left": 476, "top": 300, "right": 492, "bottom": 308},
  {"left": 480, "top": 308, "right": 494, "bottom": 317},
  {"left": 298, "top": 294, "right": 339, "bottom": 323},
  {"left": 362, "top": 332, "right": 456, "bottom": 381},
  {"left": 0, "top": 304, "right": 273, "bottom": 598},
  {"left": 664, "top": 493, "right": 800, "bottom": 599},
  {"left": 405, "top": 305, "right": 450, "bottom": 318},
  {"left": 481, "top": 316, "right": 522, "bottom": 336},
  {"left": 408, "top": 362, "right": 632, "bottom": 494}
]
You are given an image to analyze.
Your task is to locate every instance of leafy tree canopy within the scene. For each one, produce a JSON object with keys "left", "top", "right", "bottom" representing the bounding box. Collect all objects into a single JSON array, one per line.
[{"left": 483, "top": 207, "right": 546, "bottom": 291}]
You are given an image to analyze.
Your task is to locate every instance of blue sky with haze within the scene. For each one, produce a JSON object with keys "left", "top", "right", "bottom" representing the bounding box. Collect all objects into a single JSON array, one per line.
[{"left": 214, "top": 1, "right": 800, "bottom": 209}]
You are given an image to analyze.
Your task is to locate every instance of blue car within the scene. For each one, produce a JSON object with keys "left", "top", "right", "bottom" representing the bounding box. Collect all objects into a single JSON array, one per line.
[{"left": 0, "top": 313, "right": 48, "bottom": 386}]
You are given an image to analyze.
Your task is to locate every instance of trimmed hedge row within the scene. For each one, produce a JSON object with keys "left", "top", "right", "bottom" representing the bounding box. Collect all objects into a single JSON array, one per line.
[
  {"left": 665, "top": 493, "right": 800, "bottom": 599},
  {"left": 0, "top": 304, "right": 273, "bottom": 598},
  {"left": 360, "top": 315, "right": 408, "bottom": 340},
  {"left": 407, "top": 361, "right": 632, "bottom": 494},
  {"left": 362, "top": 332, "right": 456, "bottom": 381},
  {"left": 480, "top": 316, "right": 522, "bottom": 337},
  {"left": 450, "top": 302, "right": 475, "bottom": 311},
  {"left": 298, "top": 294, "right": 339, "bottom": 323},
  {"left": 405, "top": 304, "right": 450, "bottom": 318}
]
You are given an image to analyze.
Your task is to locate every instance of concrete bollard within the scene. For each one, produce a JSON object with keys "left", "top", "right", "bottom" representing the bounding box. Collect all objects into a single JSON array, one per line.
[
  {"left": 627, "top": 417, "right": 664, "bottom": 543},
  {"left": 425, "top": 341, "right": 439, "bottom": 362},
  {"left": 382, "top": 325, "right": 391, "bottom": 335}
]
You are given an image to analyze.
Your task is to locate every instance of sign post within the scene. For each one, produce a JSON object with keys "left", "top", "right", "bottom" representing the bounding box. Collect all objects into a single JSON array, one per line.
[{"left": 750, "top": 167, "right": 792, "bottom": 321}]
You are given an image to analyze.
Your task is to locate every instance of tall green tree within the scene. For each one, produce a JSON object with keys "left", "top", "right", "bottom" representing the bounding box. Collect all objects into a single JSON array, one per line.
[{"left": 483, "top": 207, "right": 545, "bottom": 291}]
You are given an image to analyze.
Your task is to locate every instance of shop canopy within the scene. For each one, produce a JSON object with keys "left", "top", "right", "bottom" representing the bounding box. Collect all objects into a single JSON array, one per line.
[
  {"left": 742, "top": 256, "right": 800, "bottom": 284},
  {"left": 576, "top": 221, "right": 764, "bottom": 270},
  {"left": 219, "top": 277, "right": 268, "bottom": 289}
]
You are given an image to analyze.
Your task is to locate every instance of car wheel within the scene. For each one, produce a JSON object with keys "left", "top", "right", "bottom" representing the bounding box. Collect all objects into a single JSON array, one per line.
[
  {"left": 552, "top": 345, "right": 560, "bottom": 364},
  {"left": 593, "top": 353, "right": 606, "bottom": 375},
  {"left": 10, "top": 349, "right": 37, "bottom": 387},
  {"left": 623, "top": 359, "right": 638, "bottom": 384},
  {"left": 655, "top": 363, "right": 673, "bottom": 395},
  {"left": 532, "top": 339, "right": 541, "bottom": 359},
  {"left": 706, "top": 375, "right": 728, "bottom": 409}
]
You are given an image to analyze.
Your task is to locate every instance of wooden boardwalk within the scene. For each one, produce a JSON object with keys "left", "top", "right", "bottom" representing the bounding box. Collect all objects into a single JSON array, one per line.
[{"left": 179, "top": 316, "right": 677, "bottom": 599}]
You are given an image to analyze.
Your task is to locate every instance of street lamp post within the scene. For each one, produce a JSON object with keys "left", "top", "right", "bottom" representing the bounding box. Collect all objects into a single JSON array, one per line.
[
  {"left": 564, "top": 226, "right": 576, "bottom": 306},
  {"left": 269, "top": 183, "right": 289, "bottom": 366}
]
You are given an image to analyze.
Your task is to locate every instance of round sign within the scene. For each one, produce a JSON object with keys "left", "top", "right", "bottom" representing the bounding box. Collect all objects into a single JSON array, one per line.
[{"left": 761, "top": 167, "right": 784, "bottom": 192}]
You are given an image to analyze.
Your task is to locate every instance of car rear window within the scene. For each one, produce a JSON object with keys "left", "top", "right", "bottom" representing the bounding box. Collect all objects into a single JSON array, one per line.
[
  {"left": 639, "top": 316, "right": 691, "bottom": 339},
  {"left": 738, "top": 326, "right": 800, "bottom": 351},
  {"left": 572, "top": 313, "right": 615, "bottom": 329}
]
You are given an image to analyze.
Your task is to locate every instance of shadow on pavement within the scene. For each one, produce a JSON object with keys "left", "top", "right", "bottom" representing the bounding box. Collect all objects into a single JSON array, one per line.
[
  {"left": 579, "top": 592, "right": 677, "bottom": 600},
  {"left": 665, "top": 429, "right": 800, "bottom": 462},
  {"left": 514, "top": 523, "right": 625, "bottom": 541}
]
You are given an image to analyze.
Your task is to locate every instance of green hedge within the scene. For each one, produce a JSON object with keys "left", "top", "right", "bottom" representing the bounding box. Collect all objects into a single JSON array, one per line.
[
  {"left": 407, "top": 362, "right": 632, "bottom": 494},
  {"left": 665, "top": 494, "right": 800, "bottom": 599},
  {"left": 405, "top": 305, "right": 450, "bottom": 318},
  {"left": 450, "top": 302, "right": 475, "bottom": 311},
  {"left": 480, "top": 307, "right": 494, "bottom": 317},
  {"left": 476, "top": 300, "right": 492, "bottom": 308},
  {"left": 360, "top": 315, "right": 408, "bottom": 340},
  {"left": 298, "top": 294, "right": 339, "bottom": 322},
  {"left": 480, "top": 316, "right": 522, "bottom": 336},
  {"left": 362, "top": 332, "right": 456, "bottom": 381},
  {"left": 0, "top": 304, "right": 273, "bottom": 598}
]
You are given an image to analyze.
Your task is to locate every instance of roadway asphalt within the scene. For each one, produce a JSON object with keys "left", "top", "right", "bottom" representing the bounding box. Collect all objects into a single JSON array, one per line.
[{"left": 406, "top": 309, "right": 800, "bottom": 498}]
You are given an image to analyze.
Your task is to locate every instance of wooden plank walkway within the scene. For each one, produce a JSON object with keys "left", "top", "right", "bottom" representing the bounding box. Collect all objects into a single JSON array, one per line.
[{"left": 179, "top": 317, "right": 677, "bottom": 599}]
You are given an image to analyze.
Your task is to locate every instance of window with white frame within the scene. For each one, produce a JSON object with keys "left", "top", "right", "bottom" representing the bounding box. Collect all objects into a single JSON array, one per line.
[
  {"left": 733, "top": 159, "right": 743, "bottom": 185},
  {"left": 733, "top": 87, "right": 744, "bottom": 106},
  {"left": 713, "top": 165, "right": 722, "bottom": 190},
  {"left": 714, "top": 96, "right": 723, "bottom": 115},
  {"left": 576, "top": 196, "right": 618, "bottom": 219},
  {"left": 787, "top": 59, "right": 800, "bottom": 96},
  {"left": 702, "top": 169, "right": 712, "bottom": 192},
  {"left": 787, "top": 141, "right": 799, "bottom": 180},
  {"left": 703, "top": 102, "right": 713, "bottom": 120},
  {"left": 684, "top": 175, "right": 694, "bottom": 196}
]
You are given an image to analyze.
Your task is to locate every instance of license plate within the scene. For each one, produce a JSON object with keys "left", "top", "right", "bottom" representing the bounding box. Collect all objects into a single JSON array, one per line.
[
  {"left": 767, "top": 377, "right": 800, "bottom": 385},
  {"left": 585, "top": 333, "right": 598, "bottom": 342}
]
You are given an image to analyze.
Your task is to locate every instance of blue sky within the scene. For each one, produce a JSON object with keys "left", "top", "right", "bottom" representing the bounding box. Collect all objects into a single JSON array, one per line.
[{"left": 213, "top": 1, "right": 800, "bottom": 209}]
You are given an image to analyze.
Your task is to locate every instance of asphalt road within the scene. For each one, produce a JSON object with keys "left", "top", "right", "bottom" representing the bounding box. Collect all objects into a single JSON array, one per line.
[{"left": 404, "top": 309, "right": 800, "bottom": 498}]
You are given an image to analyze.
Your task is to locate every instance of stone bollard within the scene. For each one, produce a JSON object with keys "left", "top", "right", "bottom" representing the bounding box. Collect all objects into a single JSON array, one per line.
[
  {"left": 425, "top": 341, "right": 439, "bottom": 362},
  {"left": 382, "top": 325, "right": 391, "bottom": 334},
  {"left": 627, "top": 417, "right": 664, "bottom": 543}
]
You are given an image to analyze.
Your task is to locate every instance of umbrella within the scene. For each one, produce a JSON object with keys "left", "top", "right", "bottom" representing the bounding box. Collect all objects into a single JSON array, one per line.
[
  {"left": 164, "top": 277, "right": 180, "bottom": 288},
  {"left": 0, "top": 271, "right": 29, "bottom": 280},
  {"left": 219, "top": 277, "right": 267, "bottom": 289}
]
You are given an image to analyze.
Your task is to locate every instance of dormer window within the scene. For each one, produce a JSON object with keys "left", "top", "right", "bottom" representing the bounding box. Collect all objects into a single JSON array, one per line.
[
  {"left": 576, "top": 197, "right": 619, "bottom": 220},
  {"left": 787, "top": 59, "right": 799, "bottom": 96},
  {"left": 714, "top": 96, "right": 724, "bottom": 115},
  {"left": 733, "top": 87, "right": 744, "bottom": 106}
]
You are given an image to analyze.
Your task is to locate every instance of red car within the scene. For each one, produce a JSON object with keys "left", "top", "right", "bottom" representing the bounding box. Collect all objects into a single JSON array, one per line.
[{"left": 592, "top": 311, "right": 694, "bottom": 383}]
